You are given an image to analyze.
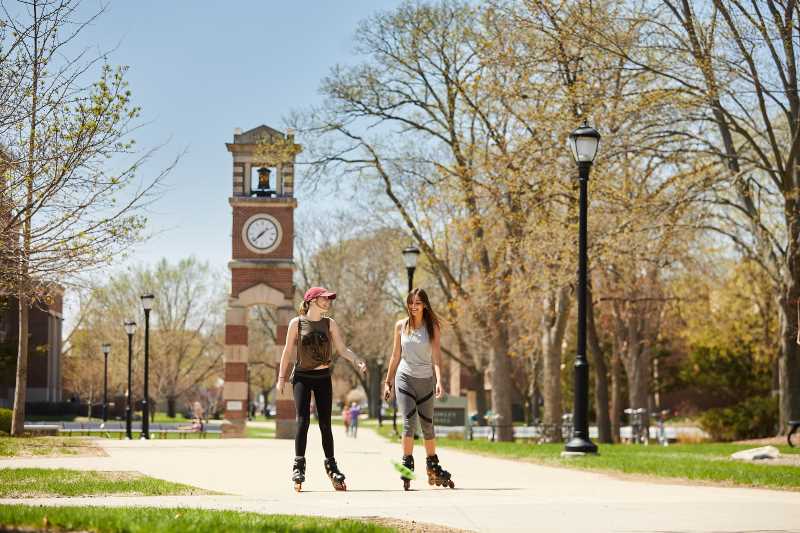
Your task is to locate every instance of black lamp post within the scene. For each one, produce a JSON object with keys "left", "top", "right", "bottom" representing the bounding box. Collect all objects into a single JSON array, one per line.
[
  {"left": 140, "top": 294, "right": 155, "bottom": 439},
  {"left": 124, "top": 320, "right": 137, "bottom": 439},
  {"left": 101, "top": 343, "right": 111, "bottom": 423},
  {"left": 402, "top": 245, "right": 421, "bottom": 293},
  {"left": 564, "top": 122, "right": 601, "bottom": 454}
]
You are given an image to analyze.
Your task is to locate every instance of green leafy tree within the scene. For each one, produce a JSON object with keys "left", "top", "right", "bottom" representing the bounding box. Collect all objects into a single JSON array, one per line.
[{"left": 1, "top": 0, "right": 172, "bottom": 435}]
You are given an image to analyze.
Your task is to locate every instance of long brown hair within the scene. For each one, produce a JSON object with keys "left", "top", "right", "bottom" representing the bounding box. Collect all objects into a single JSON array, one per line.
[{"left": 405, "top": 288, "right": 440, "bottom": 339}]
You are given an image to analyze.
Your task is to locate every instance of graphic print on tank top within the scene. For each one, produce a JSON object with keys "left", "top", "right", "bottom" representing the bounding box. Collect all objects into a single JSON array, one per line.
[
  {"left": 302, "top": 329, "right": 330, "bottom": 364},
  {"left": 298, "top": 317, "right": 333, "bottom": 369}
]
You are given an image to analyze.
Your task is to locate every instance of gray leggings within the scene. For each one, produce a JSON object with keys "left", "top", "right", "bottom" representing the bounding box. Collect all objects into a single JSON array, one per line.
[{"left": 395, "top": 371, "right": 435, "bottom": 440}]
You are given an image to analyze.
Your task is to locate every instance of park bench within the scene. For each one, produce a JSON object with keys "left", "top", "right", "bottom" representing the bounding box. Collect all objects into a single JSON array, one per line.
[
  {"left": 788, "top": 420, "right": 800, "bottom": 447},
  {"left": 434, "top": 426, "right": 466, "bottom": 438},
  {"left": 512, "top": 425, "right": 540, "bottom": 442},
  {"left": 469, "top": 426, "right": 494, "bottom": 440},
  {"left": 22, "top": 423, "right": 60, "bottom": 436}
]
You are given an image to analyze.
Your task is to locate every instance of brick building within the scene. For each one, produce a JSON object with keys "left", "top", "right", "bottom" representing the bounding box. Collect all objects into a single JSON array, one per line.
[{"left": 0, "top": 292, "right": 64, "bottom": 407}]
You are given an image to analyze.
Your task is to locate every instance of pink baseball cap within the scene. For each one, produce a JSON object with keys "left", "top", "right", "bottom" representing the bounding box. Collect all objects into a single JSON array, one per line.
[{"left": 303, "top": 286, "right": 337, "bottom": 302}]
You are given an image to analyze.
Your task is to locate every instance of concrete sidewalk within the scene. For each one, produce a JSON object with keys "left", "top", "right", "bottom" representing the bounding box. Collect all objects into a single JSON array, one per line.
[{"left": 2, "top": 425, "right": 800, "bottom": 532}]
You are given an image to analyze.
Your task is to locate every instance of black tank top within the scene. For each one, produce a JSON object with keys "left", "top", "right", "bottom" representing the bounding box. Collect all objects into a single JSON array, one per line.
[{"left": 297, "top": 316, "right": 332, "bottom": 370}]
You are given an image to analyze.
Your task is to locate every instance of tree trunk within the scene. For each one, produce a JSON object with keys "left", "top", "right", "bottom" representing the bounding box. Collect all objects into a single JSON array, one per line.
[
  {"left": 587, "top": 289, "right": 611, "bottom": 443},
  {"left": 541, "top": 286, "right": 570, "bottom": 441},
  {"left": 167, "top": 395, "right": 177, "bottom": 418},
  {"left": 624, "top": 342, "right": 652, "bottom": 428},
  {"left": 11, "top": 298, "right": 29, "bottom": 436},
  {"left": 779, "top": 284, "right": 800, "bottom": 431},
  {"left": 474, "top": 367, "right": 488, "bottom": 426},
  {"left": 489, "top": 320, "right": 513, "bottom": 441},
  {"left": 610, "top": 349, "right": 623, "bottom": 443}
]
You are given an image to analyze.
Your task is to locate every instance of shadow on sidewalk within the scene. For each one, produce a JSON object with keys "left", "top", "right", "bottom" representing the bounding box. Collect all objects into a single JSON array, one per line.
[{"left": 296, "top": 487, "right": 524, "bottom": 493}]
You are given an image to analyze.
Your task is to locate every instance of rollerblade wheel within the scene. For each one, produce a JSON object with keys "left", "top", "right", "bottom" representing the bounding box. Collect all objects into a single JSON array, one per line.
[
  {"left": 403, "top": 479, "right": 411, "bottom": 491},
  {"left": 428, "top": 477, "right": 434, "bottom": 486},
  {"left": 294, "top": 482, "right": 302, "bottom": 492},
  {"left": 447, "top": 480, "right": 455, "bottom": 489}
]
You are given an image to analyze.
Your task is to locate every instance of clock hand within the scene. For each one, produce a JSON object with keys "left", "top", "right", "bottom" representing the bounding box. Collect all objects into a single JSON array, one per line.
[{"left": 255, "top": 229, "right": 268, "bottom": 240}]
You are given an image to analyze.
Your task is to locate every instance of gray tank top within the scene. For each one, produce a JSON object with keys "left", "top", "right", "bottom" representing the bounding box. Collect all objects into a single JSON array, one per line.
[{"left": 399, "top": 320, "right": 433, "bottom": 378}]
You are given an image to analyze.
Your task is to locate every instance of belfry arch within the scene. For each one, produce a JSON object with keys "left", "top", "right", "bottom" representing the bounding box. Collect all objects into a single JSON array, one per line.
[{"left": 222, "top": 125, "right": 300, "bottom": 438}]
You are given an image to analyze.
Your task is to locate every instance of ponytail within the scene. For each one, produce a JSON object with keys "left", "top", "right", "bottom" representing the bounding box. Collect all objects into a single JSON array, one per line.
[{"left": 299, "top": 300, "right": 310, "bottom": 315}]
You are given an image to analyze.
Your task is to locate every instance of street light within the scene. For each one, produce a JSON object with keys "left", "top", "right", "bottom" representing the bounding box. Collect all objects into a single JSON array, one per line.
[
  {"left": 402, "top": 245, "right": 421, "bottom": 293},
  {"left": 140, "top": 293, "right": 155, "bottom": 439},
  {"left": 124, "top": 320, "right": 137, "bottom": 439},
  {"left": 100, "top": 343, "right": 111, "bottom": 424},
  {"left": 564, "top": 122, "right": 600, "bottom": 454}
]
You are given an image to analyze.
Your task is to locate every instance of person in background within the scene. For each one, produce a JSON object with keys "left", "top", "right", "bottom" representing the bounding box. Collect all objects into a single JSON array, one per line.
[
  {"left": 349, "top": 402, "right": 361, "bottom": 438},
  {"left": 342, "top": 404, "right": 351, "bottom": 436}
]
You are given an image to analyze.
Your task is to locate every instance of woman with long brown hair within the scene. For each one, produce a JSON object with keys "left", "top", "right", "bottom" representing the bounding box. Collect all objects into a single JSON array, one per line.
[
  {"left": 277, "top": 286, "right": 367, "bottom": 492},
  {"left": 383, "top": 288, "right": 455, "bottom": 490}
]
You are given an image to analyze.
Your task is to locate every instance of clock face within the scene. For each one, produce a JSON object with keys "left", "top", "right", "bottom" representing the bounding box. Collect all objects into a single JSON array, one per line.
[{"left": 243, "top": 214, "right": 282, "bottom": 254}]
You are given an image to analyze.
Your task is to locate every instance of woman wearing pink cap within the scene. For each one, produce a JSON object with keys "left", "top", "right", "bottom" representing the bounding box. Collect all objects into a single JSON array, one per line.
[{"left": 277, "top": 286, "right": 367, "bottom": 492}]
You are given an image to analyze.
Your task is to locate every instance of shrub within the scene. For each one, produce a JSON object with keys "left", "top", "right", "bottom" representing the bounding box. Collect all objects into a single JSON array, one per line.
[
  {"left": 698, "top": 395, "right": 778, "bottom": 441},
  {"left": 0, "top": 408, "right": 11, "bottom": 433}
]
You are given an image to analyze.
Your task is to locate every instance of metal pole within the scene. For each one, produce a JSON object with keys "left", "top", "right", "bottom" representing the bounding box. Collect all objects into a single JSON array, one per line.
[
  {"left": 103, "top": 352, "right": 108, "bottom": 423},
  {"left": 142, "top": 309, "right": 150, "bottom": 439},
  {"left": 407, "top": 266, "right": 415, "bottom": 294},
  {"left": 565, "top": 162, "right": 598, "bottom": 454},
  {"left": 126, "top": 333, "right": 133, "bottom": 439}
]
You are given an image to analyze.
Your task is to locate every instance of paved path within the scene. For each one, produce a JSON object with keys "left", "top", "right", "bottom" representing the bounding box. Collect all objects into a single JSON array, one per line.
[{"left": 2, "top": 425, "right": 800, "bottom": 532}]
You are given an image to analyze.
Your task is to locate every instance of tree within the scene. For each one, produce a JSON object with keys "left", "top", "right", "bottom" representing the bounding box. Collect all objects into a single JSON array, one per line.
[
  {"left": 298, "top": 0, "right": 539, "bottom": 440},
  {"left": 584, "top": 0, "right": 800, "bottom": 430},
  {"left": 0, "top": 0, "right": 171, "bottom": 435},
  {"left": 70, "top": 258, "right": 224, "bottom": 418}
]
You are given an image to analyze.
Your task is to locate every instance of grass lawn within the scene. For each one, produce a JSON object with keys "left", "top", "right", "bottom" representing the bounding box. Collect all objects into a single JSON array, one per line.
[
  {"left": 0, "top": 468, "right": 215, "bottom": 498},
  {"left": 0, "top": 436, "right": 102, "bottom": 457},
  {"left": 0, "top": 505, "right": 396, "bottom": 533},
  {"left": 245, "top": 425, "right": 275, "bottom": 439},
  {"left": 373, "top": 425, "right": 800, "bottom": 491}
]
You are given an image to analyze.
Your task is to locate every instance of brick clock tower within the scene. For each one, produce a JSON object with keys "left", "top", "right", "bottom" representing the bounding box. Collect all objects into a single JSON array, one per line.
[{"left": 222, "top": 125, "right": 299, "bottom": 438}]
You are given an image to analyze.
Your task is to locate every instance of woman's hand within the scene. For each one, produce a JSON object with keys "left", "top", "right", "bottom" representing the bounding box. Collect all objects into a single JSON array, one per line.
[
  {"left": 277, "top": 376, "right": 286, "bottom": 395},
  {"left": 356, "top": 359, "right": 367, "bottom": 375},
  {"left": 383, "top": 381, "right": 393, "bottom": 401},
  {"left": 435, "top": 382, "right": 444, "bottom": 399}
]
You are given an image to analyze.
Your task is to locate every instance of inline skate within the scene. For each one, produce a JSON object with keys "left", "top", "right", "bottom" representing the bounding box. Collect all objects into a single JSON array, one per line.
[
  {"left": 399, "top": 454, "right": 414, "bottom": 491},
  {"left": 426, "top": 454, "right": 455, "bottom": 489},
  {"left": 324, "top": 457, "right": 347, "bottom": 491},
  {"left": 292, "top": 456, "right": 306, "bottom": 492}
]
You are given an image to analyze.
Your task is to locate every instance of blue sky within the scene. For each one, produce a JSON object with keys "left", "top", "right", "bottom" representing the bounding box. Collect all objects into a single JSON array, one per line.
[{"left": 74, "top": 0, "right": 404, "bottom": 274}]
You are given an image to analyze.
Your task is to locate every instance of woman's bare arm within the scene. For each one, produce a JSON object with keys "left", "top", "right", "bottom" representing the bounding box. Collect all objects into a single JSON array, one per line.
[
  {"left": 329, "top": 318, "right": 367, "bottom": 373},
  {"left": 383, "top": 320, "right": 404, "bottom": 397}
]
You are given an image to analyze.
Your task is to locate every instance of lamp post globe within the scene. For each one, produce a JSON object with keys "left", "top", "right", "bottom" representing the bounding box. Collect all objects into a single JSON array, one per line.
[
  {"left": 100, "top": 343, "right": 111, "bottom": 423},
  {"left": 123, "top": 320, "right": 137, "bottom": 439},
  {"left": 565, "top": 122, "right": 600, "bottom": 455},
  {"left": 140, "top": 293, "right": 155, "bottom": 439}
]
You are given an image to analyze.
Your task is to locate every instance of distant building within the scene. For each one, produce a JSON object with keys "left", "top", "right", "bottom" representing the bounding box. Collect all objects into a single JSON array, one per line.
[{"left": 0, "top": 292, "right": 64, "bottom": 407}]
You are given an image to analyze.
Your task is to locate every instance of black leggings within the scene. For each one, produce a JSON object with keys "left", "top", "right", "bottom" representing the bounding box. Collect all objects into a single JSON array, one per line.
[{"left": 293, "top": 369, "right": 334, "bottom": 458}]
